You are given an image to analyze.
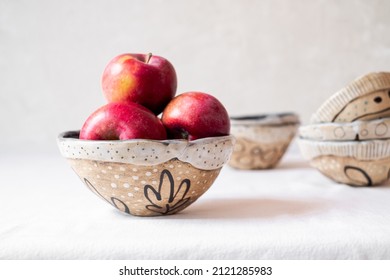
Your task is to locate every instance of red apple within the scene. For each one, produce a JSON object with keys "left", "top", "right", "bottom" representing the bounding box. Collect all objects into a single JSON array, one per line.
[
  {"left": 101, "top": 53, "right": 177, "bottom": 115},
  {"left": 161, "top": 92, "right": 230, "bottom": 140},
  {"left": 79, "top": 102, "right": 167, "bottom": 140}
]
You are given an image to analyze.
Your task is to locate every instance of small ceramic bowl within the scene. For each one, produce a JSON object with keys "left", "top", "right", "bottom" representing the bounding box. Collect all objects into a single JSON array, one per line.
[
  {"left": 228, "top": 113, "right": 300, "bottom": 169},
  {"left": 301, "top": 72, "right": 390, "bottom": 186},
  {"left": 58, "top": 131, "right": 235, "bottom": 216},
  {"left": 298, "top": 138, "right": 390, "bottom": 186},
  {"left": 310, "top": 72, "right": 390, "bottom": 124},
  {"left": 299, "top": 118, "right": 390, "bottom": 141}
]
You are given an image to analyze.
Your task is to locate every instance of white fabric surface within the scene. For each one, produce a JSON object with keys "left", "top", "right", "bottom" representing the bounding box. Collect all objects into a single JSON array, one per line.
[{"left": 1, "top": 143, "right": 390, "bottom": 260}]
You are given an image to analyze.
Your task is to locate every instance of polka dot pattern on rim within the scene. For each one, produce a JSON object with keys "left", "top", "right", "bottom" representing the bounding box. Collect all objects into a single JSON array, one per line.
[{"left": 58, "top": 131, "right": 235, "bottom": 171}]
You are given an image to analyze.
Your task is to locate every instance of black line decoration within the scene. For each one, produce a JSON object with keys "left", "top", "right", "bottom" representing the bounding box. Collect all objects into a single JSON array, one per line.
[
  {"left": 144, "top": 169, "right": 191, "bottom": 215},
  {"left": 111, "top": 197, "right": 130, "bottom": 214},
  {"left": 332, "top": 107, "right": 390, "bottom": 122},
  {"left": 344, "top": 166, "right": 373, "bottom": 186},
  {"left": 354, "top": 134, "right": 360, "bottom": 141},
  {"left": 84, "top": 177, "right": 111, "bottom": 203},
  {"left": 84, "top": 178, "right": 131, "bottom": 214},
  {"left": 352, "top": 107, "right": 390, "bottom": 122}
]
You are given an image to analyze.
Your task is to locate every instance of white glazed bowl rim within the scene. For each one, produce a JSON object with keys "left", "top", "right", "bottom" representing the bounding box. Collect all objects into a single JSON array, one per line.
[
  {"left": 230, "top": 112, "right": 300, "bottom": 126},
  {"left": 57, "top": 130, "right": 235, "bottom": 170},
  {"left": 299, "top": 118, "right": 390, "bottom": 141}
]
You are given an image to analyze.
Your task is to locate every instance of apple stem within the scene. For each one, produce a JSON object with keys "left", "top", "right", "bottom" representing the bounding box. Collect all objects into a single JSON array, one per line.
[{"left": 145, "top": 53, "right": 152, "bottom": 64}]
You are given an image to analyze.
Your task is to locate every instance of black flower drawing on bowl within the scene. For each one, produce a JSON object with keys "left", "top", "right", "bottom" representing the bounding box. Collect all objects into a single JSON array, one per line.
[{"left": 144, "top": 169, "right": 191, "bottom": 215}]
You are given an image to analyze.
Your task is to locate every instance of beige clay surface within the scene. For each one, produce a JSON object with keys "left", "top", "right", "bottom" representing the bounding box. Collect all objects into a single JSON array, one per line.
[
  {"left": 311, "top": 155, "right": 390, "bottom": 186},
  {"left": 68, "top": 158, "right": 221, "bottom": 216}
]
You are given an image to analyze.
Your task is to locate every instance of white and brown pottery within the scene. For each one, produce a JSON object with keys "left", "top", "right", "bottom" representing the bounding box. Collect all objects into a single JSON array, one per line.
[
  {"left": 310, "top": 72, "right": 390, "bottom": 124},
  {"left": 298, "top": 138, "right": 390, "bottom": 186},
  {"left": 58, "top": 131, "right": 235, "bottom": 216},
  {"left": 228, "top": 113, "right": 300, "bottom": 169},
  {"left": 299, "top": 118, "right": 390, "bottom": 141}
]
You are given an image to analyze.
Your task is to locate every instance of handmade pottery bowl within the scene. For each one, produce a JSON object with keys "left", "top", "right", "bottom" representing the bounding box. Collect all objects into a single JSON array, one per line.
[
  {"left": 58, "top": 131, "right": 235, "bottom": 216},
  {"left": 299, "top": 118, "right": 390, "bottom": 141},
  {"left": 301, "top": 72, "right": 390, "bottom": 186},
  {"left": 228, "top": 113, "right": 300, "bottom": 169},
  {"left": 298, "top": 138, "right": 390, "bottom": 186},
  {"left": 310, "top": 72, "right": 390, "bottom": 124}
]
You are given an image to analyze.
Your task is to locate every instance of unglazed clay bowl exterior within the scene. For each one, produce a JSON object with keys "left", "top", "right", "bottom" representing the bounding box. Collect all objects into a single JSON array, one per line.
[
  {"left": 58, "top": 131, "right": 235, "bottom": 216},
  {"left": 298, "top": 138, "right": 390, "bottom": 186},
  {"left": 228, "top": 113, "right": 300, "bottom": 169}
]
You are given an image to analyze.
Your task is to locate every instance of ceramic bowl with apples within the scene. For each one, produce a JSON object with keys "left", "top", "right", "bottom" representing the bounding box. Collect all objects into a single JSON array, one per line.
[{"left": 58, "top": 53, "right": 235, "bottom": 217}]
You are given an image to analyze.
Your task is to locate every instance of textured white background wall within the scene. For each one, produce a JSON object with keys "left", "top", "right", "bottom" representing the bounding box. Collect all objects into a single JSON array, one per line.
[{"left": 1, "top": 0, "right": 389, "bottom": 154}]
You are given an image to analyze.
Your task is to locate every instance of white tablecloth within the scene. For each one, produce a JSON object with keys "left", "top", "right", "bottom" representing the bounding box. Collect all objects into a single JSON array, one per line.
[{"left": 1, "top": 144, "right": 390, "bottom": 259}]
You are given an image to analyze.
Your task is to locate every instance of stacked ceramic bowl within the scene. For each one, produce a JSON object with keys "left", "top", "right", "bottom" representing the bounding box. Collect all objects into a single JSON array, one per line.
[
  {"left": 228, "top": 113, "right": 300, "bottom": 169},
  {"left": 298, "top": 72, "right": 390, "bottom": 186}
]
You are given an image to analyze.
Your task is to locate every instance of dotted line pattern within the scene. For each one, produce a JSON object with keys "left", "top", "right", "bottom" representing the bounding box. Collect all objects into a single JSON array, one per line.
[
  {"left": 310, "top": 72, "right": 390, "bottom": 123},
  {"left": 58, "top": 132, "right": 235, "bottom": 170}
]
